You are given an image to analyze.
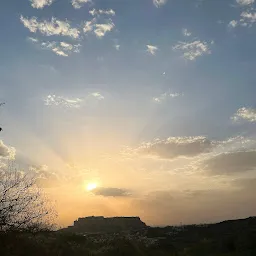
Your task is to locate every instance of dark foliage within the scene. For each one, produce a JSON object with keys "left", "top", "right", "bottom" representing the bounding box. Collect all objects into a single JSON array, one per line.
[{"left": 0, "top": 217, "right": 256, "bottom": 255}]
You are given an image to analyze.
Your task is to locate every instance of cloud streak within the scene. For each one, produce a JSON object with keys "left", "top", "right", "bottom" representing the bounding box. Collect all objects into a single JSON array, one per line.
[
  {"left": 89, "top": 9, "right": 115, "bottom": 17},
  {"left": 44, "top": 95, "right": 84, "bottom": 108},
  {"left": 202, "top": 151, "right": 256, "bottom": 175},
  {"left": 129, "top": 136, "right": 214, "bottom": 159},
  {"left": 92, "top": 187, "right": 131, "bottom": 197},
  {"left": 43, "top": 92, "right": 104, "bottom": 108}
]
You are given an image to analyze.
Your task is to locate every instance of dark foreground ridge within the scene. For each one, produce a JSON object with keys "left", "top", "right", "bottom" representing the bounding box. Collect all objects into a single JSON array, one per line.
[{"left": 1, "top": 216, "right": 256, "bottom": 255}]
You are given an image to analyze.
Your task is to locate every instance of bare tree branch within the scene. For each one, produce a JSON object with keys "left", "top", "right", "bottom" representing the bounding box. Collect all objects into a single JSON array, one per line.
[{"left": 0, "top": 164, "right": 57, "bottom": 232}]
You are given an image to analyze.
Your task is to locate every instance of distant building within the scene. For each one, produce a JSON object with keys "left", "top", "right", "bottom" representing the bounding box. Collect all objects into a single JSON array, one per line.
[{"left": 60, "top": 216, "right": 147, "bottom": 233}]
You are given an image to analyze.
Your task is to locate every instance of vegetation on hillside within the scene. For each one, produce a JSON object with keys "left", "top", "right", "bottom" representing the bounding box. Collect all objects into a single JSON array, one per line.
[{"left": 0, "top": 217, "right": 256, "bottom": 255}]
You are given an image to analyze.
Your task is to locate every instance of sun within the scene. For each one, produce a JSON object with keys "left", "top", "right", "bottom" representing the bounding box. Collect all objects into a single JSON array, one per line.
[{"left": 86, "top": 183, "right": 97, "bottom": 191}]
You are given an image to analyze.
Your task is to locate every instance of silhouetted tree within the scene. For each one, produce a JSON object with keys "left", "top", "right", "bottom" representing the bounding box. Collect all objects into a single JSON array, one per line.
[{"left": 0, "top": 165, "right": 56, "bottom": 232}]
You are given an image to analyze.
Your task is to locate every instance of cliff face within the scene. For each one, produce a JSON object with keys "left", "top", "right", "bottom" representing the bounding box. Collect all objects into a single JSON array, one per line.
[{"left": 62, "top": 216, "right": 147, "bottom": 233}]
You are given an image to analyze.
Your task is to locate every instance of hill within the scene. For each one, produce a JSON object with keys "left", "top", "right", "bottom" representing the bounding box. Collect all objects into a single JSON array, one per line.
[{"left": 1, "top": 216, "right": 256, "bottom": 255}]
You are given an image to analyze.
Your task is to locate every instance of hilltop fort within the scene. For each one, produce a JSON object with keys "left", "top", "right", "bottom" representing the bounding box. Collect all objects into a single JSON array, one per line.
[{"left": 61, "top": 216, "right": 147, "bottom": 233}]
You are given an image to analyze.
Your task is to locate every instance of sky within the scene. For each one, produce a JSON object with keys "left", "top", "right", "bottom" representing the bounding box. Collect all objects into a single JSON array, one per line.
[{"left": 0, "top": 0, "right": 256, "bottom": 227}]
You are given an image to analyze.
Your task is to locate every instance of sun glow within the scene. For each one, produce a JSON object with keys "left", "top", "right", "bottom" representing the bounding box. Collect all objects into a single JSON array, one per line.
[{"left": 86, "top": 183, "right": 97, "bottom": 191}]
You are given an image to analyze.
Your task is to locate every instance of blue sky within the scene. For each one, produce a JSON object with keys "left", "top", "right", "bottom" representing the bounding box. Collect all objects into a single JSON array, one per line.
[{"left": 0, "top": 0, "right": 256, "bottom": 226}]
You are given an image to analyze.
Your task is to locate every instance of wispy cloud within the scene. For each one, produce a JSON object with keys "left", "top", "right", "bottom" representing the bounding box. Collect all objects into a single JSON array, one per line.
[
  {"left": 30, "top": 0, "right": 54, "bottom": 9},
  {"left": 182, "top": 28, "right": 192, "bottom": 37},
  {"left": 232, "top": 107, "right": 256, "bottom": 122},
  {"left": 173, "top": 40, "right": 212, "bottom": 60},
  {"left": 27, "top": 37, "right": 39, "bottom": 43},
  {"left": 236, "top": 0, "right": 254, "bottom": 6},
  {"left": 89, "top": 9, "right": 115, "bottom": 17},
  {"left": 146, "top": 45, "right": 158, "bottom": 55},
  {"left": 20, "top": 16, "right": 80, "bottom": 39},
  {"left": 72, "top": 0, "right": 91, "bottom": 9},
  {"left": 153, "top": 92, "right": 181, "bottom": 103},
  {"left": 29, "top": 38, "right": 81, "bottom": 57},
  {"left": 153, "top": 0, "right": 167, "bottom": 8}
]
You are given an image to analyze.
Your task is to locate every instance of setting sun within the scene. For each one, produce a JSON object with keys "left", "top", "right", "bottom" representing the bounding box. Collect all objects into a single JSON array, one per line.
[{"left": 86, "top": 183, "right": 97, "bottom": 191}]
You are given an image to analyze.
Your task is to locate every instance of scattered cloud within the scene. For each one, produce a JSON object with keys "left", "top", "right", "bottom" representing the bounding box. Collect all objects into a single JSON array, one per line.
[
  {"left": 30, "top": 0, "right": 54, "bottom": 9},
  {"left": 153, "top": 0, "right": 167, "bottom": 8},
  {"left": 229, "top": 10, "right": 256, "bottom": 28},
  {"left": 92, "top": 187, "right": 131, "bottom": 197},
  {"left": 89, "top": 9, "right": 115, "bottom": 17},
  {"left": 29, "top": 38, "right": 81, "bottom": 57},
  {"left": 20, "top": 16, "right": 80, "bottom": 39},
  {"left": 114, "top": 44, "right": 120, "bottom": 50},
  {"left": 232, "top": 107, "right": 256, "bottom": 122},
  {"left": 173, "top": 40, "right": 212, "bottom": 60},
  {"left": 228, "top": 20, "right": 238, "bottom": 28},
  {"left": 94, "top": 22, "right": 115, "bottom": 38},
  {"left": 240, "top": 11, "right": 256, "bottom": 25},
  {"left": 44, "top": 95, "right": 84, "bottom": 108},
  {"left": 90, "top": 92, "right": 104, "bottom": 100},
  {"left": 202, "top": 151, "right": 256, "bottom": 175},
  {"left": 236, "top": 0, "right": 254, "bottom": 6},
  {"left": 43, "top": 92, "right": 104, "bottom": 108},
  {"left": 153, "top": 92, "right": 181, "bottom": 103},
  {"left": 0, "top": 141, "right": 16, "bottom": 159},
  {"left": 83, "top": 19, "right": 96, "bottom": 33},
  {"left": 132, "top": 136, "right": 214, "bottom": 159},
  {"left": 146, "top": 45, "right": 158, "bottom": 55},
  {"left": 182, "top": 28, "right": 192, "bottom": 37},
  {"left": 83, "top": 17, "right": 115, "bottom": 38},
  {"left": 72, "top": 0, "right": 91, "bottom": 9}
]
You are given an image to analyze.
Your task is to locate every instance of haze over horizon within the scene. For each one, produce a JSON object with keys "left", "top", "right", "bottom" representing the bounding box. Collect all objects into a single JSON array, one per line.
[{"left": 0, "top": 0, "right": 256, "bottom": 227}]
